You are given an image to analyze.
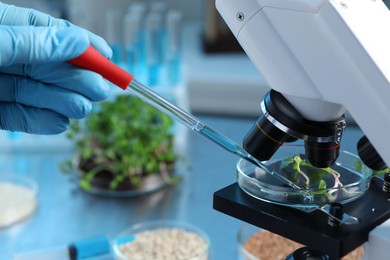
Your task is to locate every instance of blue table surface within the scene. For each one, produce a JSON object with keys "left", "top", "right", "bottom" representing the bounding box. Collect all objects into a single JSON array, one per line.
[{"left": 0, "top": 115, "right": 365, "bottom": 260}]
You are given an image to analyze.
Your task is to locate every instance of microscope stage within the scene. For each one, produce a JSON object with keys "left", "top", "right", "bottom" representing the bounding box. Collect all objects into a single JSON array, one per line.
[{"left": 213, "top": 177, "right": 390, "bottom": 259}]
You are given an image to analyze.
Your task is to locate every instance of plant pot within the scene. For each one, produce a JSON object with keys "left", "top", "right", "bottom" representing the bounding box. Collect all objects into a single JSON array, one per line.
[
  {"left": 62, "top": 94, "right": 180, "bottom": 198},
  {"left": 75, "top": 157, "right": 176, "bottom": 198}
]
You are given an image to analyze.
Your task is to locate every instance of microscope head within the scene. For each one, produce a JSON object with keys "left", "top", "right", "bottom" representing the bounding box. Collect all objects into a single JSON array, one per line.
[
  {"left": 243, "top": 90, "right": 346, "bottom": 168},
  {"left": 217, "top": 0, "right": 390, "bottom": 168}
]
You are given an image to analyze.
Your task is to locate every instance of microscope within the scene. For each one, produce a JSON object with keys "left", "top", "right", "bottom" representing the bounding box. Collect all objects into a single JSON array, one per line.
[{"left": 213, "top": 0, "right": 390, "bottom": 259}]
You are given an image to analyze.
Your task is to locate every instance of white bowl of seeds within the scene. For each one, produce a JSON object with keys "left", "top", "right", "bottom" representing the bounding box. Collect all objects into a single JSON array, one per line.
[{"left": 113, "top": 220, "right": 210, "bottom": 260}]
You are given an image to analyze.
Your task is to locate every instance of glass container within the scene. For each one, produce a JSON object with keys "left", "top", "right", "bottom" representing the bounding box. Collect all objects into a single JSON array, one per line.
[
  {"left": 237, "top": 145, "right": 373, "bottom": 210},
  {"left": 237, "top": 223, "right": 365, "bottom": 260},
  {"left": 113, "top": 220, "right": 210, "bottom": 260},
  {"left": 0, "top": 173, "right": 38, "bottom": 228},
  {"left": 238, "top": 224, "right": 303, "bottom": 260}
]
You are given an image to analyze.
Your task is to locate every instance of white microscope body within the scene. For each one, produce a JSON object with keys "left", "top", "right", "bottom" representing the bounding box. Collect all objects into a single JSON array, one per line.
[{"left": 216, "top": 0, "right": 390, "bottom": 258}]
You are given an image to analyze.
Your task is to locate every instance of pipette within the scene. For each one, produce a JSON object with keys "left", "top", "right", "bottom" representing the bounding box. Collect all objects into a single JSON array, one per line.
[{"left": 69, "top": 46, "right": 301, "bottom": 189}]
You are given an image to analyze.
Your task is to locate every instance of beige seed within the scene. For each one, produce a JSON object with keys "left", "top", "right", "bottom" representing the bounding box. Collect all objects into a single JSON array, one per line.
[{"left": 118, "top": 228, "right": 208, "bottom": 260}]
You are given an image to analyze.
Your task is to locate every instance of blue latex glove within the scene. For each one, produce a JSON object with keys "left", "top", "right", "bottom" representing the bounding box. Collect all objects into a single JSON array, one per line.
[{"left": 0, "top": 3, "right": 112, "bottom": 134}]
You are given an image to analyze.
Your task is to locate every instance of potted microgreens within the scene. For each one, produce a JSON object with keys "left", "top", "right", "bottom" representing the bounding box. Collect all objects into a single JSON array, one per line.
[{"left": 61, "top": 94, "right": 180, "bottom": 196}]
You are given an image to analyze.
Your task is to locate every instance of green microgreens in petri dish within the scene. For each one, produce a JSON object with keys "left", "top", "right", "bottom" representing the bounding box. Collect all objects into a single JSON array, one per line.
[
  {"left": 242, "top": 148, "right": 373, "bottom": 207},
  {"left": 281, "top": 155, "right": 343, "bottom": 200}
]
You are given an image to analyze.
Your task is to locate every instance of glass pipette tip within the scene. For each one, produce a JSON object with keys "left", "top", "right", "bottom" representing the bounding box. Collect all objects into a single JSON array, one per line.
[{"left": 129, "top": 80, "right": 302, "bottom": 190}]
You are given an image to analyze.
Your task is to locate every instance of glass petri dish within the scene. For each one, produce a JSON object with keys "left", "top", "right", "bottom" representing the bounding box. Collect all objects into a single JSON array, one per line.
[
  {"left": 237, "top": 224, "right": 262, "bottom": 260},
  {"left": 237, "top": 223, "right": 365, "bottom": 260},
  {"left": 0, "top": 173, "right": 38, "bottom": 228},
  {"left": 113, "top": 220, "right": 210, "bottom": 260},
  {"left": 237, "top": 224, "right": 303, "bottom": 260},
  {"left": 237, "top": 145, "right": 373, "bottom": 210}
]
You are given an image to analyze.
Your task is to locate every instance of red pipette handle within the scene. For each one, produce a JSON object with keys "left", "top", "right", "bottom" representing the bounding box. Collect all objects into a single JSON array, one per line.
[{"left": 68, "top": 45, "right": 134, "bottom": 90}]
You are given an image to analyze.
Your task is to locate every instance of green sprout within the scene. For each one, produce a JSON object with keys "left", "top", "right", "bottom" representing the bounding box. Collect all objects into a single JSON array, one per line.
[
  {"left": 281, "top": 155, "right": 343, "bottom": 198},
  {"left": 291, "top": 155, "right": 310, "bottom": 188},
  {"left": 60, "top": 94, "right": 181, "bottom": 192},
  {"left": 373, "top": 168, "right": 390, "bottom": 175},
  {"left": 354, "top": 160, "right": 389, "bottom": 175}
]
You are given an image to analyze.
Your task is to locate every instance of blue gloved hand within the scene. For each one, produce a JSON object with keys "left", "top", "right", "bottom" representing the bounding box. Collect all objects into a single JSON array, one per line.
[{"left": 0, "top": 3, "right": 112, "bottom": 134}]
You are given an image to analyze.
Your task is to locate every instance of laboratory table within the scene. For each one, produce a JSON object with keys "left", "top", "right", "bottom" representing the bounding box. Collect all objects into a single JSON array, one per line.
[{"left": 0, "top": 115, "right": 365, "bottom": 260}]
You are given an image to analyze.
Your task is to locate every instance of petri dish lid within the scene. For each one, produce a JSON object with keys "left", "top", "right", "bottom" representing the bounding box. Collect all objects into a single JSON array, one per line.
[{"left": 237, "top": 145, "right": 373, "bottom": 210}]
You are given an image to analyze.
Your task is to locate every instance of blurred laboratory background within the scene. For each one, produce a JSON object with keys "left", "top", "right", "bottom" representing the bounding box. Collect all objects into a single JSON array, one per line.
[
  {"left": 0, "top": 1, "right": 268, "bottom": 260},
  {"left": 0, "top": 0, "right": 386, "bottom": 260},
  {"left": 1, "top": 0, "right": 269, "bottom": 116}
]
